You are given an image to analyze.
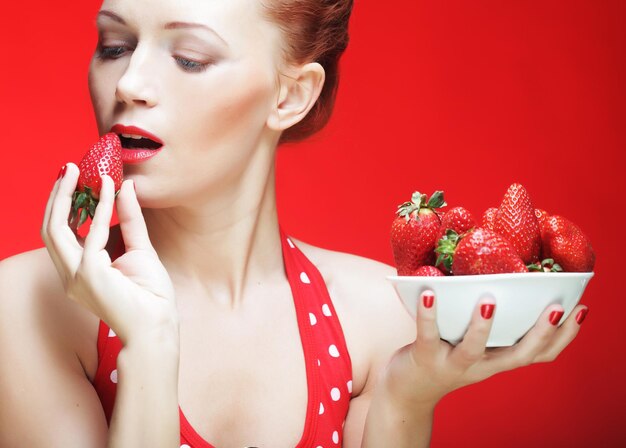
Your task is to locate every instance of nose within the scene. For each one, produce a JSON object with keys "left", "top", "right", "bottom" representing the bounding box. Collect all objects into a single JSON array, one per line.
[{"left": 115, "top": 43, "right": 158, "bottom": 108}]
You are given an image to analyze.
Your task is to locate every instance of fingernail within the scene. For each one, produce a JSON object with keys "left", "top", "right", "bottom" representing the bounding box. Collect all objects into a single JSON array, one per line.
[
  {"left": 575, "top": 308, "right": 588, "bottom": 325},
  {"left": 57, "top": 165, "right": 67, "bottom": 180},
  {"left": 480, "top": 304, "right": 495, "bottom": 319},
  {"left": 549, "top": 310, "right": 564, "bottom": 326},
  {"left": 422, "top": 294, "right": 434, "bottom": 309}
]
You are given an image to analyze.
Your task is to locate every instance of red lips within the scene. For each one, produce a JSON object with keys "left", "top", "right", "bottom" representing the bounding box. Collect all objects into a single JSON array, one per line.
[{"left": 110, "top": 124, "right": 163, "bottom": 145}]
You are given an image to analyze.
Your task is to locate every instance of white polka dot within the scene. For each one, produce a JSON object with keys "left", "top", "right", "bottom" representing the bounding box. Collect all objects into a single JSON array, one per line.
[
  {"left": 322, "top": 304, "right": 332, "bottom": 316},
  {"left": 287, "top": 238, "right": 295, "bottom": 248},
  {"left": 317, "top": 359, "right": 321, "bottom": 367},
  {"left": 332, "top": 430, "right": 339, "bottom": 444},
  {"left": 328, "top": 345, "right": 340, "bottom": 358},
  {"left": 309, "top": 313, "right": 317, "bottom": 326},
  {"left": 319, "top": 402, "right": 325, "bottom": 415},
  {"left": 331, "top": 387, "right": 341, "bottom": 401},
  {"left": 300, "top": 272, "right": 311, "bottom": 284},
  {"left": 181, "top": 445, "right": 191, "bottom": 448},
  {"left": 316, "top": 446, "right": 323, "bottom": 448},
  {"left": 347, "top": 380, "right": 353, "bottom": 393},
  {"left": 108, "top": 328, "right": 116, "bottom": 337},
  {"left": 110, "top": 369, "right": 118, "bottom": 384}
]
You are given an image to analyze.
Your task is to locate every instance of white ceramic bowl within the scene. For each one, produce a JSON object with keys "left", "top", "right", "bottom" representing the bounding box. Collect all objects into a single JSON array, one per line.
[{"left": 387, "top": 272, "right": 594, "bottom": 347}]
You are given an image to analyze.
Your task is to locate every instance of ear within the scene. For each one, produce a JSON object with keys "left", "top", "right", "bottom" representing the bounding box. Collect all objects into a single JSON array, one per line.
[{"left": 267, "top": 62, "right": 325, "bottom": 132}]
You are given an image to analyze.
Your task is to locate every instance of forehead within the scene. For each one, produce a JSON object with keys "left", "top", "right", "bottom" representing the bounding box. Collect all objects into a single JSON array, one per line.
[{"left": 99, "top": 0, "right": 280, "bottom": 51}]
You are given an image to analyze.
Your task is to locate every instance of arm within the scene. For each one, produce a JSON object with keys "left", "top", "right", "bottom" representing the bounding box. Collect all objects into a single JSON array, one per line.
[
  {"left": 0, "top": 254, "right": 181, "bottom": 448},
  {"left": 344, "top": 378, "right": 434, "bottom": 448},
  {"left": 360, "top": 371, "right": 434, "bottom": 447},
  {"left": 109, "top": 331, "right": 180, "bottom": 447},
  {"left": 5, "top": 163, "right": 183, "bottom": 446}
]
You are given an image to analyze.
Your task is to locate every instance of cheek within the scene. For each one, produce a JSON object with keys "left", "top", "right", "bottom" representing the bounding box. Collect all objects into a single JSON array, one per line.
[
  {"left": 136, "top": 61, "right": 279, "bottom": 205},
  {"left": 88, "top": 62, "right": 115, "bottom": 135},
  {"left": 174, "top": 62, "right": 277, "bottom": 150}
]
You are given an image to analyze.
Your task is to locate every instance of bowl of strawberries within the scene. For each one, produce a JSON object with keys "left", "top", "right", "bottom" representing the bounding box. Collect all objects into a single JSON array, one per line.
[{"left": 388, "top": 183, "right": 595, "bottom": 347}]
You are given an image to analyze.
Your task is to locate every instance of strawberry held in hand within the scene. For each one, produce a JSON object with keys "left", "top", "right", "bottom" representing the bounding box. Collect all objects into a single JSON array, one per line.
[
  {"left": 391, "top": 191, "right": 446, "bottom": 275},
  {"left": 70, "top": 133, "right": 123, "bottom": 228}
]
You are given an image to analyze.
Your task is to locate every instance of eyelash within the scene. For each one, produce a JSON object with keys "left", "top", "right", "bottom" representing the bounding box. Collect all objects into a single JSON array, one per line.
[{"left": 96, "top": 45, "right": 210, "bottom": 73}]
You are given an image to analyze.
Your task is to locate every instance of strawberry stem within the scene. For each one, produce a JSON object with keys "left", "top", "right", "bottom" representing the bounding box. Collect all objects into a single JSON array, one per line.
[
  {"left": 396, "top": 190, "right": 447, "bottom": 222},
  {"left": 435, "top": 229, "right": 459, "bottom": 272}
]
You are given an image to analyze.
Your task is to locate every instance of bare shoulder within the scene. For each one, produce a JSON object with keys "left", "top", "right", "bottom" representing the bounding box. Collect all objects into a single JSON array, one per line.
[
  {"left": 290, "top": 237, "right": 416, "bottom": 394},
  {"left": 0, "top": 247, "right": 99, "bottom": 379},
  {"left": 0, "top": 249, "right": 108, "bottom": 445},
  {"left": 291, "top": 237, "right": 408, "bottom": 320}
]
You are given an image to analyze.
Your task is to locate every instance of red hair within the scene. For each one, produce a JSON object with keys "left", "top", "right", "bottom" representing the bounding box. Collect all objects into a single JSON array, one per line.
[{"left": 261, "top": 0, "right": 354, "bottom": 145}]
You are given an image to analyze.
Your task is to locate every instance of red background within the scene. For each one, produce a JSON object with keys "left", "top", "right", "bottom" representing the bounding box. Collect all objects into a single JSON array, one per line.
[{"left": 1, "top": 0, "right": 624, "bottom": 446}]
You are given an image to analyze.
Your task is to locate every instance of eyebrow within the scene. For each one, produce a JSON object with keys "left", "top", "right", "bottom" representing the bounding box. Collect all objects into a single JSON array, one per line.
[{"left": 96, "top": 10, "right": 229, "bottom": 47}]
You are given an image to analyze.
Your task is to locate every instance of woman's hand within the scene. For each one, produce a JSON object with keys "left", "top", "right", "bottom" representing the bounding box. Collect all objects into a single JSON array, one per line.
[
  {"left": 383, "top": 291, "right": 588, "bottom": 408},
  {"left": 41, "top": 163, "right": 178, "bottom": 348}
]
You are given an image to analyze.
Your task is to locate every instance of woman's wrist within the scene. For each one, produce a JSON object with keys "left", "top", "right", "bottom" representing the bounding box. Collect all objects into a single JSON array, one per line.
[
  {"left": 379, "top": 366, "right": 441, "bottom": 415},
  {"left": 362, "top": 373, "right": 437, "bottom": 448},
  {"left": 119, "top": 320, "right": 181, "bottom": 365}
]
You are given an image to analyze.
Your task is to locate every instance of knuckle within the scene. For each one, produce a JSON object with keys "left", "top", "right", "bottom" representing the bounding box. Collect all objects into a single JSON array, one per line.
[
  {"left": 457, "top": 347, "right": 482, "bottom": 366},
  {"left": 540, "top": 352, "right": 559, "bottom": 363},
  {"left": 515, "top": 352, "right": 535, "bottom": 368},
  {"left": 511, "top": 346, "right": 533, "bottom": 367},
  {"left": 419, "top": 312, "right": 437, "bottom": 324}
]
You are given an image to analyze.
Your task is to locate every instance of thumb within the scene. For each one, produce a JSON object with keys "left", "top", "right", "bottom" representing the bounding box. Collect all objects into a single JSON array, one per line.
[{"left": 115, "top": 180, "right": 155, "bottom": 253}]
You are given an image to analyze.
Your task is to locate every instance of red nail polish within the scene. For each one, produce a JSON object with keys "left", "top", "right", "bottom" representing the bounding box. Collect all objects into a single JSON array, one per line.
[
  {"left": 57, "top": 165, "right": 67, "bottom": 180},
  {"left": 423, "top": 294, "right": 434, "bottom": 309},
  {"left": 575, "top": 308, "right": 588, "bottom": 325},
  {"left": 549, "top": 310, "right": 564, "bottom": 326},
  {"left": 480, "top": 304, "right": 495, "bottom": 319}
]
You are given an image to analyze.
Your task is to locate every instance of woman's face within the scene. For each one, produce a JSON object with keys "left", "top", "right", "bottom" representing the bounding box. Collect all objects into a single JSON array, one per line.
[{"left": 89, "top": 0, "right": 286, "bottom": 207}]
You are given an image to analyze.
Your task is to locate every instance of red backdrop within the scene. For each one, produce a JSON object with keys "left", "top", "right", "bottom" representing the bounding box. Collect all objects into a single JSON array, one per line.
[{"left": 1, "top": 1, "right": 624, "bottom": 446}]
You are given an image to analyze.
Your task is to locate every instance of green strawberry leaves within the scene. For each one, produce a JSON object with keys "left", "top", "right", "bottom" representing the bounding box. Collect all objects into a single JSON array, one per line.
[
  {"left": 435, "top": 229, "right": 459, "bottom": 272},
  {"left": 427, "top": 190, "right": 447, "bottom": 209},
  {"left": 527, "top": 258, "right": 563, "bottom": 272},
  {"left": 397, "top": 190, "right": 447, "bottom": 222}
]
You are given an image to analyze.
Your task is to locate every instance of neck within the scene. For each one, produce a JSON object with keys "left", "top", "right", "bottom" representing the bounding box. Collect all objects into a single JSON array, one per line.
[{"left": 141, "top": 146, "right": 284, "bottom": 308}]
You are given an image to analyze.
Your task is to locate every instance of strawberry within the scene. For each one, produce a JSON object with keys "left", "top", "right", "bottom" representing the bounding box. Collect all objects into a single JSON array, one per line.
[
  {"left": 534, "top": 208, "right": 549, "bottom": 230},
  {"left": 436, "top": 228, "right": 528, "bottom": 275},
  {"left": 435, "top": 206, "right": 476, "bottom": 243},
  {"left": 482, "top": 207, "right": 498, "bottom": 231},
  {"left": 70, "top": 133, "right": 123, "bottom": 228},
  {"left": 433, "top": 206, "right": 475, "bottom": 274},
  {"left": 390, "top": 191, "right": 446, "bottom": 275},
  {"left": 411, "top": 265, "right": 445, "bottom": 276},
  {"left": 541, "top": 216, "right": 595, "bottom": 272},
  {"left": 493, "top": 183, "right": 541, "bottom": 264}
]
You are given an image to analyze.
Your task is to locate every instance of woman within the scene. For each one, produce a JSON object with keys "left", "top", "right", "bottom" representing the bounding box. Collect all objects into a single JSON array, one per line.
[{"left": 0, "top": 0, "right": 587, "bottom": 446}]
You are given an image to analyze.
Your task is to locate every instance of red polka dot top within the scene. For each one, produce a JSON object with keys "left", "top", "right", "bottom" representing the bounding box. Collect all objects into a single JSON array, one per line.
[{"left": 92, "top": 227, "right": 354, "bottom": 447}]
